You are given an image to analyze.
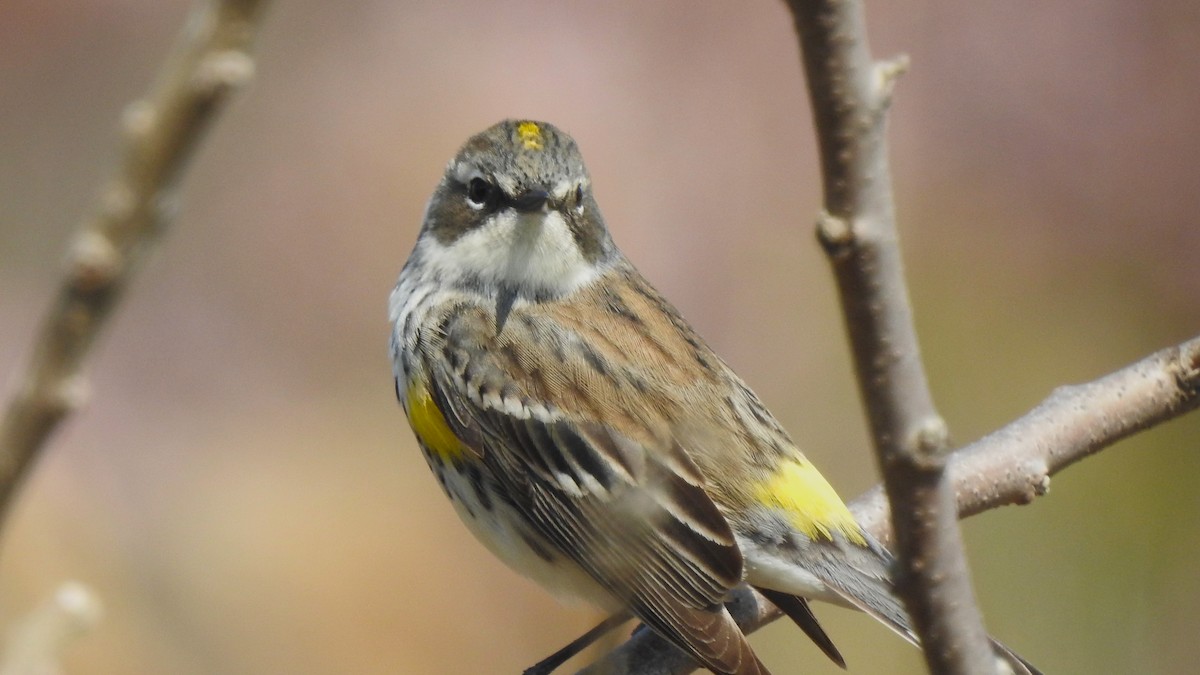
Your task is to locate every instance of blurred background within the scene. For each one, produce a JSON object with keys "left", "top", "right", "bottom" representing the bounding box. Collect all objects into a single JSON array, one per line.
[{"left": 2, "top": 1, "right": 1199, "bottom": 673}]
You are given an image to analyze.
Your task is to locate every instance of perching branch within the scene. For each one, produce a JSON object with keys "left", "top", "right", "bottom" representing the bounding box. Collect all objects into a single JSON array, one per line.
[
  {"left": 853, "top": 335, "right": 1200, "bottom": 540},
  {"left": 781, "top": 1, "right": 996, "bottom": 672},
  {"left": 0, "top": 0, "right": 270, "bottom": 526},
  {"left": 580, "top": 335, "right": 1200, "bottom": 674}
]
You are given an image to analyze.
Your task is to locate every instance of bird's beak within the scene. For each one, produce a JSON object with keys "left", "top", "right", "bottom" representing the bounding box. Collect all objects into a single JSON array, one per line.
[{"left": 511, "top": 189, "right": 551, "bottom": 213}]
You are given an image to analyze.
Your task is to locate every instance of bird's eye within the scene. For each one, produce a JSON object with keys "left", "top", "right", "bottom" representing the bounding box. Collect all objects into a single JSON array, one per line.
[
  {"left": 574, "top": 185, "right": 585, "bottom": 212},
  {"left": 467, "top": 177, "right": 496, "bottom": 207}
]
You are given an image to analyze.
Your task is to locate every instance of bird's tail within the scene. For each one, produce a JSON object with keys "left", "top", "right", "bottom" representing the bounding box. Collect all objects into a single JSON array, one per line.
[
  {"left": 817, "top": 536, "right": 1042, "bottom": 675},
  {"left": 755, "top": 587, "right": 845, "bottom": 669},
  {"left": 751, "top": 532, "right": 1042, "bottom": 675},
  {"left": 818, "top": 574, "right": 1041, "bottom": 675}
]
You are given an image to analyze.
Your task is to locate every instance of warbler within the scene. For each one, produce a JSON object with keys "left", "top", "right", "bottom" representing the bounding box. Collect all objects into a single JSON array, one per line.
[{"left": 389, "top": 120, "right": 1038, "bottom": 674}]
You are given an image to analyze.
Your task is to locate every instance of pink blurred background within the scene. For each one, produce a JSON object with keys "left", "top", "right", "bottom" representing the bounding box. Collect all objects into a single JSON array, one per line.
[{"left": 2, "top": 2, "right": 1199, "bottom": 673}]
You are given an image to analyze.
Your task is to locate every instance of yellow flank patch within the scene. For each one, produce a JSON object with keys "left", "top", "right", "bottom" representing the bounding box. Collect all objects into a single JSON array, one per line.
[
  {"left": 516, "top": 121, "right": 544, "bottom": 150},
  {"left": 754, "top": 460, "right": 866, "bottom": 546},
  {"left": 406, "top": 380, "right": 467, "bottom": 462}
]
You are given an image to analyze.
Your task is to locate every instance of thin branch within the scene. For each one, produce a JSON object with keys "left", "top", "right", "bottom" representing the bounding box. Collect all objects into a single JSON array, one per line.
[
  {"left": 781, "top": 1, "right": 997, "bottom": 672},
  {"left": 580, "top": 335, "right": 1200, "bottom": 673},
  {"left": 0, "top": 0, "right": 270, "bottom": 525},
  {"left": 853, "top": 335, "right": 1200, "bottom": 541}
]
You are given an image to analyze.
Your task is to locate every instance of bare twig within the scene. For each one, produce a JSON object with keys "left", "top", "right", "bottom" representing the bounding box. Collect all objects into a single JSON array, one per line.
[
  {"left": 0, "top": 0, "right": 270, "bottom": 526},
  {"left": 0, "top": 581, "right": 103, "bottom": 675},
  {"left": 853, "top": 335, "right": 1200, "bottom": 541},
  {"left": 779, "top": 1, "right": 999, "bottom": 672},
  {"left": 581, "top": 335, "right": 1200, "bottom": 673}
]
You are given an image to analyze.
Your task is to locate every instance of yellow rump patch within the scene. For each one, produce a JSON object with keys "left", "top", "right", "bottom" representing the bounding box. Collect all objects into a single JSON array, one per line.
[
  {"left": 754, "top": 460, "right": 866, "bottom": 546},
  {"left": 405, "top": 380, "right": 468, "bottom": 462},
  {"left": 516, "top": 121, "right": 544, "bottom": 150}
]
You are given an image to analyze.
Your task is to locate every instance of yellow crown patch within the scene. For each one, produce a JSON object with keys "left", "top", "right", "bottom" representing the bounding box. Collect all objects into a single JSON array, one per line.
[{"left": 516, "top": 121, "right": 544, "bottom": 150}]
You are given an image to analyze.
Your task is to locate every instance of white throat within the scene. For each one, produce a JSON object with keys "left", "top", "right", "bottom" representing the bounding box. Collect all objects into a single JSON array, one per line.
[{"left": 418, "top": 209, "right": 600, "bottom": 299}]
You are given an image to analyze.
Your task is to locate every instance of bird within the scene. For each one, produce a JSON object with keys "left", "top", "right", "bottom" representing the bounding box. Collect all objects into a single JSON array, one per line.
[{"left": 389, "top": 119, "right": 1039, "bottom": 674}]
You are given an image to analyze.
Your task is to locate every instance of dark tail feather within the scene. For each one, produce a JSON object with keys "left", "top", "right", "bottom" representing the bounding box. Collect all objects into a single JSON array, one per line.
[
  {"left": 755, "top": 587, "right": 846, "bottom": 669},
  {"left": 989, "top": 638, "right": 1043, "bottom": 675},
  {"left": 796, "top": 538, "right": 1042, "bottom": 675},
  {"left": 820, "top": 579, "right": 1042, "bottom": 675},
  {"left": 821, "top": 579, "right": 1042, "bottom": 675}
]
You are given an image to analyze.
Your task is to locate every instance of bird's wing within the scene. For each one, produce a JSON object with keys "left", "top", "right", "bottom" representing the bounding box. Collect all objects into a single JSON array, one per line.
[{"left": 417, "top": 300, "right": 766, "bottom": 675}]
